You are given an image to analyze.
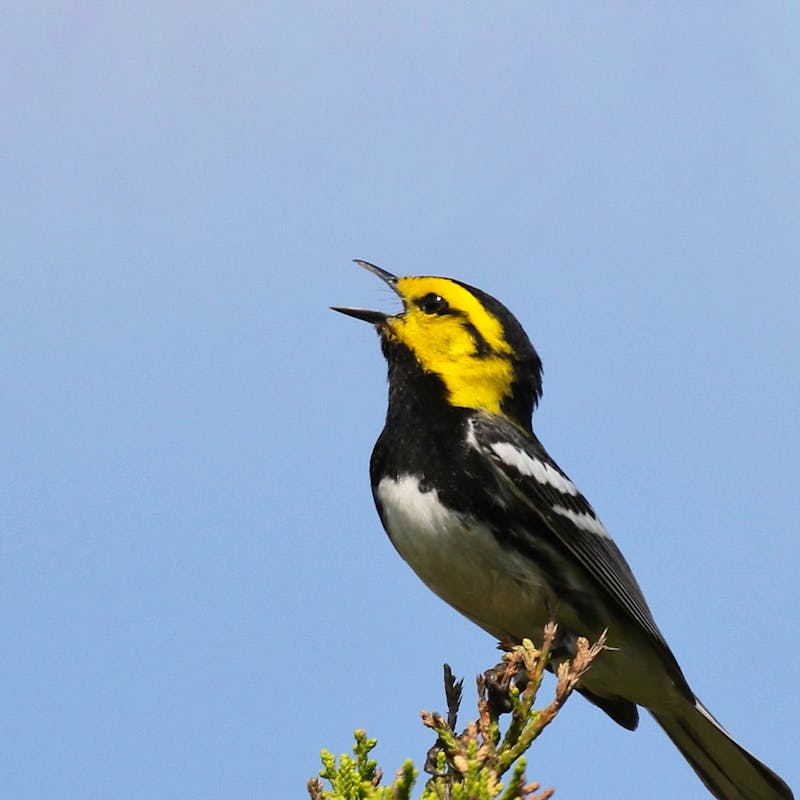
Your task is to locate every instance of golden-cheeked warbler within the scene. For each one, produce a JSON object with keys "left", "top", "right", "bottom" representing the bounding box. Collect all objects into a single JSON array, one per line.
[{"left": 333, "top": 259, "right": 792, "bottom": 800}]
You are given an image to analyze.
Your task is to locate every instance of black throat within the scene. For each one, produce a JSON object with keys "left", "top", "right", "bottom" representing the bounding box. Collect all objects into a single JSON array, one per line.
[{"left": 370, "top": 338, "right": 472, "bottom": 487}]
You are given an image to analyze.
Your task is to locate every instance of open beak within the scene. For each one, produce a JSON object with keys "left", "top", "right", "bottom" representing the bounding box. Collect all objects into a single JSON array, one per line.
[{"left": 331, "top": 260, "right": 399, "bottom": 324}]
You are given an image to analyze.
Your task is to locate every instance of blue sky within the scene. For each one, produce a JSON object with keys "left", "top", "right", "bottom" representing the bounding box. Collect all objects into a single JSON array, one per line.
[{"left": 2, "top": 3, "right": 798, "bottom": 798}]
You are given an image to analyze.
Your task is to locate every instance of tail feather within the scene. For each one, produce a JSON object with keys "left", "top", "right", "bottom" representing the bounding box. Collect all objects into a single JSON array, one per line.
[{"left": 651, "top": 697, "right": 793, "bottom": 800}]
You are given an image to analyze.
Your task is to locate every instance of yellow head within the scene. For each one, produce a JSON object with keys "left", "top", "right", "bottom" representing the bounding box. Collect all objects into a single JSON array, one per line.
[{"left": 334, "top": 261, "right": 543, "bottom": 428}]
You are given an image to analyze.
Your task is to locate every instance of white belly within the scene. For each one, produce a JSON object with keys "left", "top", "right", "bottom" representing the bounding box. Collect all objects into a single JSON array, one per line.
[
  {"left": 374, "top": 474, "right": 680, "bottom": 708},
  {"left": 375, "top": 474, "right": 555, "bottom": 639}
]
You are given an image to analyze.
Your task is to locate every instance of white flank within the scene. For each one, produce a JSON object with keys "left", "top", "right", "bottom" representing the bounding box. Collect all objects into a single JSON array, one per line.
[
  {"left": 551, "top": 504, "right": 609, "bottom": 537},
  {"left": 489, "top": 442, "right": 578, "bottom": 496},
  {"left": 376, "top": 475, "right": 458, "bottom": 544}
]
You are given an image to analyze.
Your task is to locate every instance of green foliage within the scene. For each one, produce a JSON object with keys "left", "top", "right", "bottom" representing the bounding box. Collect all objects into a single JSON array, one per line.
[
  {"left": 307, "top": 730, "right": 415, "bottom": 800},
  {"left": 309, "top": 624, "right": 606, "bottom": 800}
]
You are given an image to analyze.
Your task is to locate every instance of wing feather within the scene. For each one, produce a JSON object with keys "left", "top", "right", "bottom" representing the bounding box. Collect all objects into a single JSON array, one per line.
[{"left": 469, "top": 413, "right": 671, "bottom": 654}]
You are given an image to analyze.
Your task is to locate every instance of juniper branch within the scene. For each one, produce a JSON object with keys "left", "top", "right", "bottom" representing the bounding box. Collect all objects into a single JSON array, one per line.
[{"left": 309, "top": 623, "right": 606, "bottom": 800}]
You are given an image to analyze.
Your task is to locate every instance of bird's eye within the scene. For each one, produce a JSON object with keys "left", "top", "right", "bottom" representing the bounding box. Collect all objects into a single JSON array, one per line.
[{"left": 417, "top": 293, "right": 449, "bottom": 315}]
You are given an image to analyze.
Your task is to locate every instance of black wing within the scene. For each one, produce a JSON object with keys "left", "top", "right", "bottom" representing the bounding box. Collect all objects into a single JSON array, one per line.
[{"left": 469, "top": 412, "right": 673, "bottom": 656}]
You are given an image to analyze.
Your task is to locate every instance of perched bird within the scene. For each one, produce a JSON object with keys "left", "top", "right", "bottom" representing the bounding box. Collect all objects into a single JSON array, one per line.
[{"left": 333, "top": 260, "right": 792, "bottom": 800}]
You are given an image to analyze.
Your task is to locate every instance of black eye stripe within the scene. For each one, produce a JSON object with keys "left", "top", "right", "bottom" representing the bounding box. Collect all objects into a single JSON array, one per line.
[
  {"left": 463, "top": 321, "right": 492, "bottom": 356},
  {"left": 413, "top": 295, "right": 495, "bottom": 355}
]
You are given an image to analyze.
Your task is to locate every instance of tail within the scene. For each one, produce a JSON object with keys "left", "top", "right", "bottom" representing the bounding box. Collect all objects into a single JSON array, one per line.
[{"left": 651, "top": 696, "right": 793, "bottom": 800}]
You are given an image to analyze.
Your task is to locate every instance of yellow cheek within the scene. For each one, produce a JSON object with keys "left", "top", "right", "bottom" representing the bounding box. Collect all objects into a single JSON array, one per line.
[
  {"left": 411, "top": 317, "right": 474, "bottom": 358},
  {"left": 389, "top": 314, "right": 472, "bottom": 362},
  {"left": 440, "top": 358, "right": 515, "bottom": 414},
  {"left": 387, "top": 315, "right": 514, "bottom": 415}
]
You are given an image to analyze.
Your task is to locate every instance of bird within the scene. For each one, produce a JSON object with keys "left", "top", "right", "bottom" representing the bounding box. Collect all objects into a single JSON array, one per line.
[{"left": 332, "top": 259, "right": 793, "bottom": 800}]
